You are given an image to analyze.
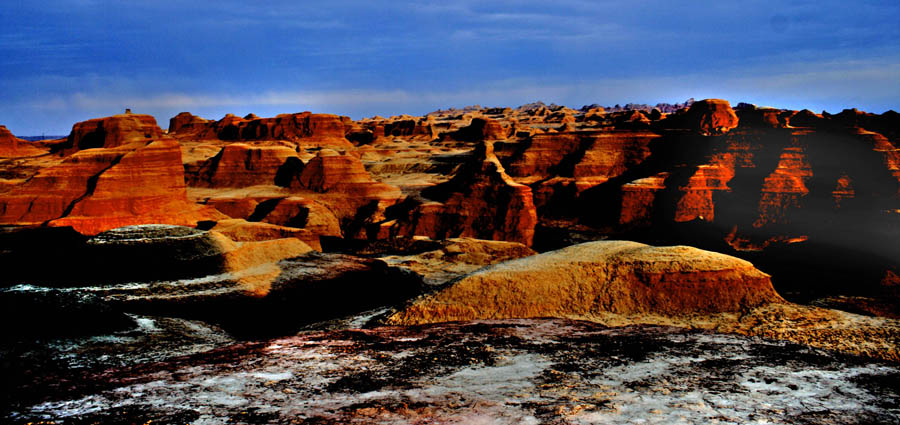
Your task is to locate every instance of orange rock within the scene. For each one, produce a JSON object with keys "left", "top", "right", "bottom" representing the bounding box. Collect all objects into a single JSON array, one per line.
[
  {"left": 0, "top": 115, "right": 223, "bottom": 235},
  {"left": 180, "top": 112, "right": 352, "bottom": 148},
  {"left": 383, "top": 117, "right": 437, "bottom": 140},
  {"left": 0, "top": 125, "right": 47, "bottom": 158},
  {"left": 391, "top": 141, "right": 537, "bottom": 245},
  {"left": 60, "top": 114, "right": 165, "bottom": 155},
  {"left": 168, "top": 112, "right": 211, "bottom": 134},
  {"left": 443, "top": 117, "right": 509, "bottom": 142},
  {"left": 292, "top": 149, "right": 400, "bottom": 200},
  {"left": 186, "top": 143, "right": 301, "bottom": 187},
  {"left": 684, "top": 99, "right": 739, "bottom": 135},
  {"left": 258, "top": 196, "right": 343, "bottom": 238}
]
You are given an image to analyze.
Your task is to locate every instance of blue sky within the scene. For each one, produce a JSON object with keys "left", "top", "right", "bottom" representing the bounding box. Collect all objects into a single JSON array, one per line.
[{"left": 1, "top": 0, "right": 898, "bottom": 135}]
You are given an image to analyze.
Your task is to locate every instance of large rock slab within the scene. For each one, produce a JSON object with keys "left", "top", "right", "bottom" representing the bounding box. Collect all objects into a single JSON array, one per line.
[{"left": 388, "top": 240, "right": 781, "bottom": 324}]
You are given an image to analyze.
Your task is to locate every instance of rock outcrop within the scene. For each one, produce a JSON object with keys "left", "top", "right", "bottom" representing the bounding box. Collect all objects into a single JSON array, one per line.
[
  {"left": 388, "top": 240, "right": 782, "bottom": 324},
  {"left": 168, "top": 112, "right": 211, "bottom": 134},
  {"left": 59, "top": 114, "right": 165, "bottom": 155},
  {"left": 185, "top": 143, "right": 301, "bottom": 187},
  {"left": 443, "top": 117, "right": 509, "bottom": 142},
  {"left": 376, "top": 237, "right": 537, "bottom": 285},
  {"left": 0, "top": 116, "right": 223, "bottom": 234},
  {"left": 389, "top": 141, "right": 537, "bottom": 245},
  {"left": 173, "top": 112, "right": 353, "bottom": 148},
  {"left": 0, "top": 125, "right": 47, "bottom": 157},
  {"left": 670, "top": 99, "right": 740, "bottom": 135}
]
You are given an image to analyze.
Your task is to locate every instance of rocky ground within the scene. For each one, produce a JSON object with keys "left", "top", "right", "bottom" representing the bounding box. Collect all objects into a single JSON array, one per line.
[{"left": 4, "top": 319, "right": 899, "bottom": 424}]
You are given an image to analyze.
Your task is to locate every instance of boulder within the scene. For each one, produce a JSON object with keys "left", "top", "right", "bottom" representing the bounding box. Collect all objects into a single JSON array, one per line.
[{"left": 388, "top": 240, "right": 783, "bottom": 324}]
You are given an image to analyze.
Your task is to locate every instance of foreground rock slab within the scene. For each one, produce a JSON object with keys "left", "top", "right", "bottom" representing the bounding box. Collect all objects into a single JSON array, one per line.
[{"left": 6, "top": 319, "right": 898, "bottom": 424}]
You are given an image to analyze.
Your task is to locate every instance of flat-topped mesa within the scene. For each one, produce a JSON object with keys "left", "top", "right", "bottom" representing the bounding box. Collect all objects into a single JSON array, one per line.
[
  {"left": 0, "top": 124, "right": 47, "bottom": 158},
  {"left": 387, "top": 240, "right": 783, "bottom": 325},
  {"left": 168, "top": 112, "right": 211, "bottom": 134},
  {"left": 0, "top": 115, "right": 224, "bottom": 234},
  {"left": 186, "top": 143, "right": 302, "bottom": 188},
  {"left": 389, "top": 140, "right": 538, "bottom": 246},
  {"left": 59, "top": 114, "right": 165, "bottom": 155},
  {"left": 174, "top": 111, "right": 353, "bottom": 148}
]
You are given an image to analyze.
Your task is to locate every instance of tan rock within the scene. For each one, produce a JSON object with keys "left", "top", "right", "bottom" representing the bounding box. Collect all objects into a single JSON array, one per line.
[{"left": 388, "top": 240, "right": 781, "bottom": 324}]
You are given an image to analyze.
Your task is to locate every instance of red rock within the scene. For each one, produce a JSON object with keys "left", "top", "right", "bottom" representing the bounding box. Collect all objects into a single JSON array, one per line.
[
  {"left": 60, "top": 114, "right": 165, "bottom": 155},
  {"left": 168, "top": 112, "right": 211, "bottom": 134},
  {"left": 0, "top": 138, "right": 223, "bottom": 234},
  {"left": 383, "top": 117, "right": 437, "bottom": 140},
  {"left": 258, "top": 196, "right": 343, "bottom": 238},
  {"left": 619, "top": 173, "right": 668, "bottom": 225},
  {"left": 0, "top": 125, "right": 47, "bottom": 158},
  {"left": 391, "top": 141, "right": 537, "bottom": 245},
  {"left": 181, "top": 112, "right": 352, "bottom": 148},
  {"left": 752, "top": 146, "right": 813, "bottom": 228},
  {"left": 683, "top": 99, "right": 739, "bottom": 135},
  {"left": 291, "top": 149, "right": 397, "bottom": 198},
  {"left": 737, "top": 107, "right": 784, "bottom": 128},
  {"left": 185, "top": 143, "right": 301, "bottom": 187}
]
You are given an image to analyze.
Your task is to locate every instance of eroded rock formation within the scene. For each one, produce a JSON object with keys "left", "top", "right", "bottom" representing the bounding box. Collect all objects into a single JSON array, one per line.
[
  {"left": 388, "top": 141, "right": 537, "bottom": 245},
  {"left": 389, "top": 240, "right": 782, "bottom": 324}
]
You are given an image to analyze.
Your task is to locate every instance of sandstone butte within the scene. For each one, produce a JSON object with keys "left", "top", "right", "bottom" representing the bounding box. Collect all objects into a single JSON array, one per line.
[
  {"left": 0, "top": 114, "right": 224, "bottom": 235},
  {"left": 388, "top": 240, "right": 900, "bottom": 361}
]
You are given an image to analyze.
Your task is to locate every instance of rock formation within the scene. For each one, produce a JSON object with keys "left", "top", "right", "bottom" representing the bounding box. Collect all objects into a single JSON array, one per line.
[
  {"left": 0, "top": 125, "right": 47, "bottom": 157},
  {"left": 388, "top": 240, "right": 782, "bottom": 324},
  {"left": 680, "top": 98, "right": 740, "bottom": 135},
  {"left": 59, "top": 113, "right": 165, "bottom": 155},
  {"left": 0, "top": 117, "right": 223, "bottom": 234},
  {"left": 173, "top": 112, "right": 353, "bottom": 148},
  {"left": 168, "top": 112, "right": 211, "bottom": 134},
  {"left": 185, "top": 143, "right": 301, "bottom": 187},
  {"left": 389, "top": 141, "right": 537, "bottom": 245}
]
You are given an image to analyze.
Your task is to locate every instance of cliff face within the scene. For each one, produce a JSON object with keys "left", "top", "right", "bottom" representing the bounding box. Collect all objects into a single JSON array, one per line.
[
  {"left": 0, "top": 116, "right": 222, "bottom": 234},
  {"left": 60, "top": 114, "right": 165, "bottom": 155}
]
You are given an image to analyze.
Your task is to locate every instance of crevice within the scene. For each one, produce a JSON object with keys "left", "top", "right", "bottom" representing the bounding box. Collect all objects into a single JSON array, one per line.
[{"left": 57, "top": 153, "right": 127, "bottom": 219}]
